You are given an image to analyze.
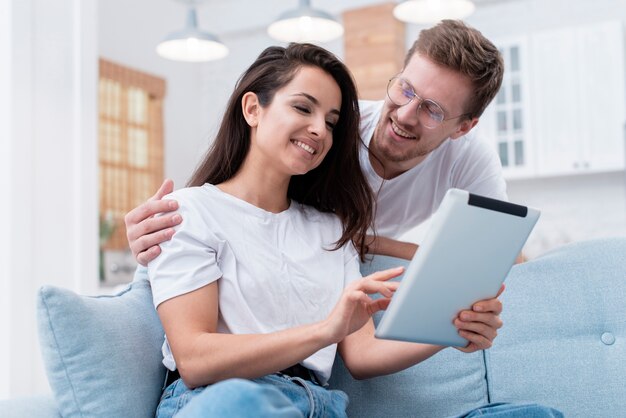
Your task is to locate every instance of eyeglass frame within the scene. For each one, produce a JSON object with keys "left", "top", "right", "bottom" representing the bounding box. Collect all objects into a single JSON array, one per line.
[{"left": 386, "top": 76, "right": 471, "bottom": 129}]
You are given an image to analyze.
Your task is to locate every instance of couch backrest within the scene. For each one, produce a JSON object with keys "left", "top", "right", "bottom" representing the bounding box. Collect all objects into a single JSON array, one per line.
[{"left": 36, "top": 238, "right": 626, "bottom": 417}]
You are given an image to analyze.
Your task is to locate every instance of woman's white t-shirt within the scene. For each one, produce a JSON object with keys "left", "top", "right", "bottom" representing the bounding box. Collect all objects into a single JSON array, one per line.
[{"left": 148, "top": 184, "right": 362, "bottom": 385}]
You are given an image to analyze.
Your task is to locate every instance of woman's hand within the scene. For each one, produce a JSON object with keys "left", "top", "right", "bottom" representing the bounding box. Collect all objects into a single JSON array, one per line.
[
  {"left": 124, "top": 179, "right": 183, "bottom": 265},
  {"left": 325, "top": 267, "right": 404, "bottom": 344},
  {"left": 454, "top": 284, "right": 505, "bottom": 352}
]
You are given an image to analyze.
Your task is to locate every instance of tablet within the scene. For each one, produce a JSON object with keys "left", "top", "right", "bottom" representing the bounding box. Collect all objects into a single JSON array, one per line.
[{"left": 374, "top": 188, "right": 540, "bottom": 347}]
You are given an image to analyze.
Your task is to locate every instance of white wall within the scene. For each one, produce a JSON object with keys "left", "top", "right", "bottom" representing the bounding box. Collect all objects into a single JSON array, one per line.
[
  {"left": 470, "top": 0, "right": 626, "bottom": 37},
  {"left": 98, "top": 0, "right": 209, "bottom": 188},
  {"left": 0, "top": 0, "right": 13, "bottom": 400},
  {"left": 508, "top": 172, "right": 626, "bottom": 258},
  {"left": 0, "top": 0, "right": 98, "bottom": 399}
]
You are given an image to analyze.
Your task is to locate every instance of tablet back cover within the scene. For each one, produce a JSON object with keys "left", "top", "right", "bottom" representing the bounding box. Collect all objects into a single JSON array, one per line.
[{"left": 375, "top": 188, "right": 540, "bottom": 347}]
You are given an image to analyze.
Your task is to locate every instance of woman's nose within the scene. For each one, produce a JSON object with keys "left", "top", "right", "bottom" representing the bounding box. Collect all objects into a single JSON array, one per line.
[{"left": 308, "top": 116, "right": 326, "bottom": 138}]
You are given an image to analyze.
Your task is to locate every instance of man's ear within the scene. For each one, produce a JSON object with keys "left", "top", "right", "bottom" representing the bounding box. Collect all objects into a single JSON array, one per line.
[
  {"left": 450, "top": 117, "right": 479, "bottom": 140},
  {"left": 242, "top": 92, "right": 260, "bottom": 127}
]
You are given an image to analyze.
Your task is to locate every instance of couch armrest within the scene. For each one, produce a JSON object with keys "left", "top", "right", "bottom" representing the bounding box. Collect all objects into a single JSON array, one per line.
[
  {"left": 486, "top": 238, "right": 626, "bottom": 417},
  {"left": 0, "top": 395, "right": 61, "bottom": 418}
]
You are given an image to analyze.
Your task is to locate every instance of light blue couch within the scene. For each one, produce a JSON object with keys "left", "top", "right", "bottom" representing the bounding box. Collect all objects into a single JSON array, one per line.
[{"left": 1, "top": 238, "right": 624, "bottom": 417}]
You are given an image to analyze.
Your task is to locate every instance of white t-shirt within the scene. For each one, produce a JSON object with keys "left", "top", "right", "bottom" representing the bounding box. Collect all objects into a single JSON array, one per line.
[
  {"left": 148, "top": 184, "right": 362, "bottom": 385},
  {"left": 358, "top": 100, "right": 508, "bottom": 238}
]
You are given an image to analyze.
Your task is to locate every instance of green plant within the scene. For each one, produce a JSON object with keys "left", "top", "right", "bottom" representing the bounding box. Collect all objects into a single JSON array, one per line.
[{"left": 99, "top": 211, "right": 117, "bottom": 281}]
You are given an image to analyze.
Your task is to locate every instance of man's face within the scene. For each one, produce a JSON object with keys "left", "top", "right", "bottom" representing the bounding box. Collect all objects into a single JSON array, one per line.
[{"left": 370, "top": 53, "right": 478, "bottom": 178}]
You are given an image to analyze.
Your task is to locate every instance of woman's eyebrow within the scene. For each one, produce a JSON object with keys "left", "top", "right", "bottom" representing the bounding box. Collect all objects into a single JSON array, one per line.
[{"left": 291, "top": 92, "right": 340, "bottom": 116}]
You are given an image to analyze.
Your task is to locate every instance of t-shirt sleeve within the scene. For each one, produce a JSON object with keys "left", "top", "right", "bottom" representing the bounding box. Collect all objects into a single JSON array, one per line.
[
  {"left": 147, "top": 192, "right": 224, "bottom": 308},
  {"left": 450, "top": 136, "right": 508, "bottom": 201},
  {"left": 343, "top": 241, "right": 363, "bottom": 288}
]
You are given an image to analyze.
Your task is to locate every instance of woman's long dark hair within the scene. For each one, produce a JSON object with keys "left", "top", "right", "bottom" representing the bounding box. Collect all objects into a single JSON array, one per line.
[{"left": 187, "top": 43, "right": 373, "bottom": 259}]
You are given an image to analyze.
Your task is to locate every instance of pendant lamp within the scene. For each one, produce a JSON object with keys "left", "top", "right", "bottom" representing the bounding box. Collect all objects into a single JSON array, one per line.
[
  {"left": 267, "top": 0, "right": 344, "bottom": 43},
  {"left": 393, "top": 0, "right": 476, "bottom": 24},
  {"left": 157, "top": 0, "right": 228, "bottom": 62}
]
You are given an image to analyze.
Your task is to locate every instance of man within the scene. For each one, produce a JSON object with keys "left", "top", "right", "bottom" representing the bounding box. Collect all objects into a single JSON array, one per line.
[{"left": 126, "top": 20, "right": 506, "bottom": 263}]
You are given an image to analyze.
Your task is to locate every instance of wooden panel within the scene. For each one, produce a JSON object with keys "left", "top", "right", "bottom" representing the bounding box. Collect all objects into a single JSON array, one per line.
[
  {"left": 343, "top": 2, "right": 405, "bottom": 100},
  {"left": 98, "top": 59, "right": 166, "bottom": 251},
  {"left": 100, "top": 59, "right": 166, "bottom": 99}
]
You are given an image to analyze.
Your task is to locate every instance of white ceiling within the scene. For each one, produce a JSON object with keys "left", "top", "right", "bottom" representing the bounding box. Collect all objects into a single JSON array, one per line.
[{"left": 187, "top": 0, "right": 522, "bottom": 37}]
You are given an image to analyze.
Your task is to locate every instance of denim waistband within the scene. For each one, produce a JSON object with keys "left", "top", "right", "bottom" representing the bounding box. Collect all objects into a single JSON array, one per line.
[
  {"left": 164, "top": 362, "right": 319, "bottom": 389},
  {"left": 278, "top": 364, "right": 319, "bottom": 385}
]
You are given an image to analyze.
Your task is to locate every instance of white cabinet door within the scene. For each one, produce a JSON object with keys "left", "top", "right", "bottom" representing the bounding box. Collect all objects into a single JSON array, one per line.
[
  {"left": 576, "top": 21, "right": 625, "bottom": 171},
  {"left": 530, "top": 21, "right": 625, "bottom": 176},
  {"left": 530, "top": 26, "right": 582, "bottom": 176}
]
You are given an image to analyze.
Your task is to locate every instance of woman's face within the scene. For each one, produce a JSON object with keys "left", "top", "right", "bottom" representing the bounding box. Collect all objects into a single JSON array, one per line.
[{"left": 249, "top": 65, "right": 342, "bottom": 176}]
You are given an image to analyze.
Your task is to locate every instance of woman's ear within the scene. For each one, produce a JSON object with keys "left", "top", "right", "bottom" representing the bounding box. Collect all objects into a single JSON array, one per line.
[{"left": 242, "top": 92, "right": 260, "bottom": 127}]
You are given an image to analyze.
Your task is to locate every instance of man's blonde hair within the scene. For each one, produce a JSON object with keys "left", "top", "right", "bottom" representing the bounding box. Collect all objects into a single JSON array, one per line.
[{"left": 405, "top": 20, "right": 504, "bottom": 119}]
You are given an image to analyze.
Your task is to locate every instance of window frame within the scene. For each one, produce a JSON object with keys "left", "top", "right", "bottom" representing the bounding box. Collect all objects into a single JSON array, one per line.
[{"left": 98, "top": 59, "right": 166, "bottom": 254}]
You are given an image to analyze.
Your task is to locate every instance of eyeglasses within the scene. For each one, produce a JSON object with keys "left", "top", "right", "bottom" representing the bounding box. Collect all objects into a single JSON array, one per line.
[{"left": 386, "top": 76, "right": 470, "bottom": 129}]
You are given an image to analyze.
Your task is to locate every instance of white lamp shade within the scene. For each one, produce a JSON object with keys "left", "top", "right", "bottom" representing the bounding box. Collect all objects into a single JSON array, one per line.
[
  {"left": 393, "top": 0, "right": 476, "bottom": 24},
  {"left": 157, "top": 35, "right": 229, "bottom": 62},
  {"left": 157, "top": 8, "right": 228, "bottom": 62},
  {"left": 267, "top": 1, "right": 344, "bottom": 43}
]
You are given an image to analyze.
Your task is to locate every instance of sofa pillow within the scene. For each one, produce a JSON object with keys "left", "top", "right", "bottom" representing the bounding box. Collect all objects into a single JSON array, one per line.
[
  {"left": 329, "top": 255, "right": 489, "bottom": 418},
  {"left": 37, "top": 277, "right": 166, "bottom": 418}
]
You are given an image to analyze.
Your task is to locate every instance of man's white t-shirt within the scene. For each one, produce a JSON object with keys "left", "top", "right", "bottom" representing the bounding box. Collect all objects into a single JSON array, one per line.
[
  {"left": 358, "top": 100, "right": 507, "bottom": 238},
  {"left": 148, "top": 184, "right": 362, "bottom": 385}
]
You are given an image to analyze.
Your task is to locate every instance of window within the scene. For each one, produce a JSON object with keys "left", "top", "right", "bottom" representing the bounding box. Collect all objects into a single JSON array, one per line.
[
  {"left": 495, "top": 45, "right": 527, "bottom": 170},
  {"left": 98, "top": 59, "right": 166, "bottom": 281}
]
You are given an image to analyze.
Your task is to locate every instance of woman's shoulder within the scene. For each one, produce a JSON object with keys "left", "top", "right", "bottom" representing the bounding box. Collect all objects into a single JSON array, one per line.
[
  {"left": 163, "top": 184, "right": 228, "bottom": 220},
  {"left": 163, "top": 185, "right": 239, "bottom": 239},
  {"left": 165, "top": 184, "right": 211, "bottom": 205}
]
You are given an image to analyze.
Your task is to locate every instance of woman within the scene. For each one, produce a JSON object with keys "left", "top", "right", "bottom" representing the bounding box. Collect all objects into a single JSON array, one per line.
[{"left": 148, "top": 43, "right": 501, "bottom": 418}]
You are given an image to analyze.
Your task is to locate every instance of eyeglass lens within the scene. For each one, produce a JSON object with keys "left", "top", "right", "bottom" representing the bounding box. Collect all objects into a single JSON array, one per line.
[{"left": 387, "top": 77, "right": 445, "bottom": 128}]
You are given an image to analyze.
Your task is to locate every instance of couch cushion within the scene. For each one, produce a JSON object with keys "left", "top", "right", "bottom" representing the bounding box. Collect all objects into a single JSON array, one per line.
[
  {"left": 486, "top": 238, "right": 626, "bottom": 416},
  {"left": 329, "top": 255, "right": 489, "bottom": 418},
  {"left": 37, "top": 278, "right": 166, "bottom": 418}
]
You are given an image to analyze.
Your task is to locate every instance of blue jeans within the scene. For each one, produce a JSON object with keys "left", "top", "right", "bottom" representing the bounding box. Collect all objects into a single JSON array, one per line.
[
  {"left": 156, "top": 375, "right": 562, "bottom": 418},
  {"left": 453, "top": 402, "right": 564, "bottom": 418},
  {"left": 156, "top": 374, "right": 348, "bottom": 418}
]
